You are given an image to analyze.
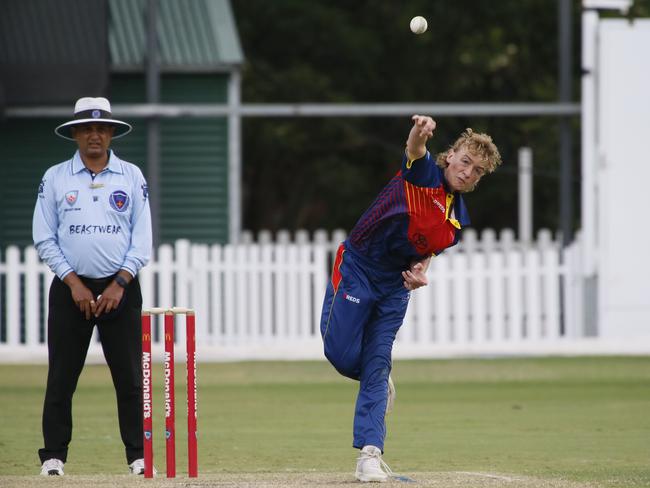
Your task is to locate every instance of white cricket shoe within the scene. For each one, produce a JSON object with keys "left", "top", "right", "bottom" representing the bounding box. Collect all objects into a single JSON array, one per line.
[
  {"left": 128, "top": 458, "right": 157, "bottom": 475},
  {"left": 386, "top": 375, "right": 396, "bottom": 414},
  {"left": 40, "top": 458, "right": 64, "bottom": 476},
  {"left": 355, "top": 445, "right": 393, "bottom": 482}
]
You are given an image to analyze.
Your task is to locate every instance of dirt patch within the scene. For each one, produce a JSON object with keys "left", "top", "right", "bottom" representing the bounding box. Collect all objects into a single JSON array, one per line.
[{"left": 0, "top": 472, "right": 603, "bottom": 488}]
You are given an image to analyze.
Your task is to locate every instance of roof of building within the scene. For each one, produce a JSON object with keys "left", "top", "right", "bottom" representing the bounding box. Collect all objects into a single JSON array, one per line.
[
  {"left": 0, "top": 0, "right": 110, "bottom": 104},
  {"left": 110, "top": 0, "right": 244, "bottom": 72}
]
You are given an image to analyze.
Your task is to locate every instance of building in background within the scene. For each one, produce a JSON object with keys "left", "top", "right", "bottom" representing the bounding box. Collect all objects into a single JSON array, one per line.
[{"left": 0, "top": 0, "right": 244, "bottom": 247}]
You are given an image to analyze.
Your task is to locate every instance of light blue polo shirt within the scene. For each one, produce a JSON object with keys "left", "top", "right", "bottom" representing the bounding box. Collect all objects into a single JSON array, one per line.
[{"left": 33, "top": 150, "right": 152, "bottom": 279}]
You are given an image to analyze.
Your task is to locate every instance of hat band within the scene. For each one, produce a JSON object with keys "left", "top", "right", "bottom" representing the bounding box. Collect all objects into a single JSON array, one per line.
[{"left": 74, "top": 109, "right": 112, "bottom": 120}]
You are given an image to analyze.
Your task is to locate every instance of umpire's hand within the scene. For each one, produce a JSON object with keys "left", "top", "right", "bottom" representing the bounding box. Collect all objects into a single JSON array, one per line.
[
  {"left": 69, "top": 281, "right": 97, "bottom": 320},
  {"left": 94, "top": 282, "right": 125, "bottom": 317}
]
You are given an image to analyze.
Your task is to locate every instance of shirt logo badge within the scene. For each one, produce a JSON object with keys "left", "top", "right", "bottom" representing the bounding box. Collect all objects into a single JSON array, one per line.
[
  {"left": 410, "top": 232, "right": 428, "bottom": 251},
  {"left": 109, "top": 190, "right": 130, "bottom": 212},
  {"left": 65, "top": 190, "right": 78, "bottom": 206}
]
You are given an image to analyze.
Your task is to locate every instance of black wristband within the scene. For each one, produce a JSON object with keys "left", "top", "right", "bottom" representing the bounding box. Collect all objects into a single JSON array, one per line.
[{"left": 114, "top": 275, "right": 129, "bottom": 289}]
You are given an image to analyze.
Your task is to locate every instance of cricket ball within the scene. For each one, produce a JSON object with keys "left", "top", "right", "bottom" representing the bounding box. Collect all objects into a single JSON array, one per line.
[{"left": 410, "top": 16, "right": 428, "bottom": 35}]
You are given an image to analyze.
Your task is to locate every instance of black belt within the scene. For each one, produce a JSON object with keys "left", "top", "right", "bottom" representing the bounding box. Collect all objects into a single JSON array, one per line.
[{"left": 80, "top": 275, "right": 117, "bottom": 285}]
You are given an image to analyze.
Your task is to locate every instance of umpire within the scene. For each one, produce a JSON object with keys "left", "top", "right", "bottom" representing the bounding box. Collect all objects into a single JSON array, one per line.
[{"left": 33, "top": 97, "right": 152, "bottom": 476}]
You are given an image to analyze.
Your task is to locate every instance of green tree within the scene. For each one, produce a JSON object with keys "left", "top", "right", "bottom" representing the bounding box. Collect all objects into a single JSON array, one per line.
[{"left": 232, "top": 0, "right": 643, "bottom": 236}]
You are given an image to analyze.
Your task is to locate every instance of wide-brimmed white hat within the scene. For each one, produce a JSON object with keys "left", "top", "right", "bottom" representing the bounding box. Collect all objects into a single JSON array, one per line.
[{"left": 55, "top": 97, "right": 132, "bottom": 140}]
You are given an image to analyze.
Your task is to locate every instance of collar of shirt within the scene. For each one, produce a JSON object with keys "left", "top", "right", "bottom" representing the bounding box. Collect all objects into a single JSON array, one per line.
[
  {"left": 439, "top": 166, "right": 453, "bottom": 194},
  {"left": 437, "top": 166, "right": 471, "bottom": 228},
  {"left": 70, "top": 150, "right": 125, "bottom": 176}
]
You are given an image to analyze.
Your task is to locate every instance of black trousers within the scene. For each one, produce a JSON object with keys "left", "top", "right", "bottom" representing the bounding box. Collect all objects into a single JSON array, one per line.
[{"left": 38, "top": 275, "right": 143, "bottom": 465}]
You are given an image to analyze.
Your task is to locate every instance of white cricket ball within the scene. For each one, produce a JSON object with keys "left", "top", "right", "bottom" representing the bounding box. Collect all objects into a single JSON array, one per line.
[{"left": 410, "top": 16, "right": 428, "bottom": 35}]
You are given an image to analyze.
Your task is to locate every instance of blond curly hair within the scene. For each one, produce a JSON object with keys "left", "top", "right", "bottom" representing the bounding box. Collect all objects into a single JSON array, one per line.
[{"left": 436, "top": 129, "right": 502, "bottom": 174}]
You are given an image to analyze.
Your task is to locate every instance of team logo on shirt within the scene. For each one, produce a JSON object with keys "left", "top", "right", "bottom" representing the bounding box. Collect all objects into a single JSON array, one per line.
[
  {"left": 65, "top": 191, "right": 78, "bottom": 206},
  {"left": 38, "top": 179, "right": 46, "bottom": 198},
  {"left": 109, "top": 190, "right": 130, "bottom": 212},
  {"left": 431, "top": 197, "right": 446, "bottom": 213},
  {"left": 410, "top": 232, "right": 428, "bottom": 251}
]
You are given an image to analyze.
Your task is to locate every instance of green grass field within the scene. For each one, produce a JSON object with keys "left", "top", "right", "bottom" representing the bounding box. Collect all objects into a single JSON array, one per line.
[{"left": 1, "top": 357, "right": 649, "bottom": 487}]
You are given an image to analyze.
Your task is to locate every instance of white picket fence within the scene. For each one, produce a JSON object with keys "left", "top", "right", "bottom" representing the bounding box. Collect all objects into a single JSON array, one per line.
[{"left": 0, "top": 228, "right": 589, "bottom": 362}]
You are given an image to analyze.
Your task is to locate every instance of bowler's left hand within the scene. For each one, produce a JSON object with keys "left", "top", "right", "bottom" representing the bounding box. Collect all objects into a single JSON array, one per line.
[{"left": 402, "top": 262, "right": 428, "bottom": 291}]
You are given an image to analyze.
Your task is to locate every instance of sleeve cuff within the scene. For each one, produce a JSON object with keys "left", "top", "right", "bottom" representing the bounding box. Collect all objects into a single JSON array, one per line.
[
  {"left": 120, "top": 265, "right": 136, "bottom": 278},
  {"left": 58, "top": 267, "right": 74, "bottom": 280}
]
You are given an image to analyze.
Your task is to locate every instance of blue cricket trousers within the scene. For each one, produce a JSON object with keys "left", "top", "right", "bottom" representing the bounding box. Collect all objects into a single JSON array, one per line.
[{"left": 320, "top": 244, "right": 409, "bottom": 451}]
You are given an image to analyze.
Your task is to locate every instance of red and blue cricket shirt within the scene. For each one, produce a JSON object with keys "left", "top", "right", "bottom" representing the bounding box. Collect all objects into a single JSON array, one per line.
[{"left": 346, "top": 150, "right": 470, "bottom": 270}]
